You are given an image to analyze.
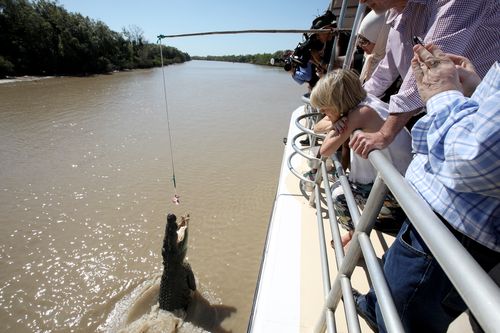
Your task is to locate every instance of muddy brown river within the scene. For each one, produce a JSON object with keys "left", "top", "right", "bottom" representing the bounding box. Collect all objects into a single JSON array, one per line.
[{"left": 0, "top": 61, "right": 306, "bottom": 332}]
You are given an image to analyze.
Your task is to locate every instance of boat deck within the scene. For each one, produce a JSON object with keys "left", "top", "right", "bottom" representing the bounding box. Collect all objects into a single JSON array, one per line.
[
  {"left": 249, "top": 106, "right": 473, "bottom": 333},
  {"left": 250, "top": 106, "right": 395, "bottom": 332}
]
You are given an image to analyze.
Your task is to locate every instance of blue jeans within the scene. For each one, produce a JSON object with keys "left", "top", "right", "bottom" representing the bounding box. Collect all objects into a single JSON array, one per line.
[{"left": 357, "top": 219, "right": 500, "bottom": 333}]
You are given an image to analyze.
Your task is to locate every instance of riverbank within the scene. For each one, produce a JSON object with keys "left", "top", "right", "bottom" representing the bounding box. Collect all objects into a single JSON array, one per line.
[{"left": 0, "top": 76, "right": 54, "bottom": 85}]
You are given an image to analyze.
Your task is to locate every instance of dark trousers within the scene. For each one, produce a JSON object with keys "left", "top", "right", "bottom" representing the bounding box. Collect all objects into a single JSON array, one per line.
[{"left": 358, "top": 218, "right": 500, "bottom": 333}]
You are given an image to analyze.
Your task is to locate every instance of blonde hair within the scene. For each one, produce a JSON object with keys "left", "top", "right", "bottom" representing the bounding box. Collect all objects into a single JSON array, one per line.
[{"left": 310, "top": 69, "right": 366, "bottom": 117}]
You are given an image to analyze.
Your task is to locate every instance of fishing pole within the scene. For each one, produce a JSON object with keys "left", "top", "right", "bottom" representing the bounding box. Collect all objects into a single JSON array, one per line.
[{"left": 157, "top": 28, "right": 352, "bottom": 41}]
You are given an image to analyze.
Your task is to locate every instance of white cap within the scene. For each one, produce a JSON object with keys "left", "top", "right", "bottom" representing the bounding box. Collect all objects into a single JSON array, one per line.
[{"left": 357, "top": 10, "right": 387, "bottom": 43}]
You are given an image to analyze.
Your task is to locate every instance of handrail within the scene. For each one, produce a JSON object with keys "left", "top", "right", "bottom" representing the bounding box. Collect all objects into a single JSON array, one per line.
[
  {"left": 294, "top": 113, "right": 327, "bottom": 139},
  {"left": 296, "top": 1, "right": 499, "bottom": 331},
  {"left": 320, "top": 160, "right": 362, "bottom": 333},
  {"left": 313, "top": 169, "right": 404, "bottom": 333},
  {"left": 289, "top": 132, "right": 322, "bottom": 170},
  {"left": 291, "top": 106, "right": 500, "bottom": 332}
]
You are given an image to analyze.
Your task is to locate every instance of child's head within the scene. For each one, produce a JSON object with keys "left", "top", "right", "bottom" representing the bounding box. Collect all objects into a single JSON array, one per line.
[{"left": 310, "top": 69, "right": 366, "bottom": 120}]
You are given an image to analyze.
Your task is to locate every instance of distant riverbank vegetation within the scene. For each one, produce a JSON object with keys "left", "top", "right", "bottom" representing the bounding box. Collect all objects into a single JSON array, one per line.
[
  {"left": 192, "top": 52, "right": 285, "bottom": 66},
  {"left": 0, "top": 0, "right": 190, "bottom": 78}
]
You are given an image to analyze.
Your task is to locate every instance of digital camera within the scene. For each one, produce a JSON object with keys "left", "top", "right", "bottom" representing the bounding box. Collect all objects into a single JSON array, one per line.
[{"left": 293, "top": 34, "right": 325, "bottom": 67}]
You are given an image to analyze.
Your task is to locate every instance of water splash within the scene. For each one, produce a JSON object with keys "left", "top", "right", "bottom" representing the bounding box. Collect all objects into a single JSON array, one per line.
[{"left": 100, "top": 274, "right": 236, "bottom": 333}]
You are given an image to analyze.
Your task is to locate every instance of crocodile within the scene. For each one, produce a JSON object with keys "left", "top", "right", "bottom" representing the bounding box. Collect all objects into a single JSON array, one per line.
[{"left": 158, "top": 213, "right": 196, "bottom": 312}]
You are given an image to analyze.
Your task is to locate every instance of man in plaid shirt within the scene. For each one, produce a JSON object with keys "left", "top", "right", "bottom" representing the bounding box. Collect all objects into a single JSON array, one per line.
[{"left": 355, "top": 44, "right": 500, "bottom": 332}]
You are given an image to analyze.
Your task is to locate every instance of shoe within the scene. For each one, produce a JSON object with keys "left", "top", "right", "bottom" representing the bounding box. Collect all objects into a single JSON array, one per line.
[
  {"left": 328, "top": 171, "right": 336, "bottom": 182},
  {"left": 303, "top": 170, "right": 316, "bottom": 181},
  {"left": 373, "top": 217, "right": 404, "bottom": 236},
  {"left": 352, "top": 289, "right": 379, "bottom": 333},
  {"left": 301, "top": 170, "right": 316, "bottom": 192},
  {"left": 300, "top": 137, "right": 320, "bottom": 146},
  {"left": 300, "top": 137, "right": 310, "bottom": 146}
]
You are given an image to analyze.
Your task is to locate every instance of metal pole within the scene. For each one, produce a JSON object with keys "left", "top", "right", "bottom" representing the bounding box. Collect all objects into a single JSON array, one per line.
[
  {"left": 358, "top": 232, "right": 405, "bottom": 332},
  {"left": 314, "top": 176, "right": 388, "bottom": 332},
  {"left": 321, "top": 160, "right": 346, "bottom": 265},
  {"left": 321, "top": 161, "right": 362, "bottom": 333},
  {"left": 157, "top": 28, "right": 351, "bottom": 40},
  {"left": 314, "top": 185, "right": 337, "bottom": 333},
  {"left": 342, "top": 4, "right": 366, "bottom": 70},
  {"left": 346, "top": 175, "right": 403, "bottom": 333},
  {"left": 328, "top": 0, "right": 336, "bottom": 11},
  {"left": 314, "top": 232, "right": 363, "bottom": 333},
  {"left": 331, "top": 154, "right": 361, "bottom": 226},
  {"left": 327, "top": 0, "right": 350, "bottom": 72}
]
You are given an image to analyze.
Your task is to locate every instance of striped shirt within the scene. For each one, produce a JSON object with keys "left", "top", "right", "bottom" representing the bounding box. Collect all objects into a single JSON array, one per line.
[
  {"left": 363, "top": 0, "right": 500, "bottom": 114},
  {"left": 406, "top": 62, "right": 500, "bottom": 252}
]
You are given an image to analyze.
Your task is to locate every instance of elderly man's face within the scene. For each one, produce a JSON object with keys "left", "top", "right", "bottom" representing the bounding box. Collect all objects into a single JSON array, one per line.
[{"left": 360, "top": 0, "right": 407, "bottom": 13}]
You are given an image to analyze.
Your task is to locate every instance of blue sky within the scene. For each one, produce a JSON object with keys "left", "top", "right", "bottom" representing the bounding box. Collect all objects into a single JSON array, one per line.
[{"left": 57, "top": 0, "right": 334, "bottom": 56}]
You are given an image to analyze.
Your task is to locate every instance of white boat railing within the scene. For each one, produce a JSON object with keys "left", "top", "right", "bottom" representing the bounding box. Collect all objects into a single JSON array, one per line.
[{"left": 287, "top": 95, "right": 500, "bottom": 332}]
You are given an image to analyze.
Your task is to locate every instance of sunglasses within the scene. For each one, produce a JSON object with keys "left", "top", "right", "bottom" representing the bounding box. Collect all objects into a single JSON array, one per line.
[{"left": 357, "top": 35, "right": 371, "bottom": 48}]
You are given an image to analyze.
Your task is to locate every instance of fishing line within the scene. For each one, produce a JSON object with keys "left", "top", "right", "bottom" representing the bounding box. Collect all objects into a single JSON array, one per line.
[
  {"left": 155, "top": 27, "right": 352, "bottom": 205},
  {"left": 158, "top": 40, "right": 180, "bottom": 205}
]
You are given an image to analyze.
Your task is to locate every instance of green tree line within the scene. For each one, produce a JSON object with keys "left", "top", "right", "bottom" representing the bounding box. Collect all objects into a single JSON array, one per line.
[
  {"left": 192, "top": 51, "right": 288, "bottom": 67},
  {"left": 0, "top": 0, "right": 190, "bottom": 78}
]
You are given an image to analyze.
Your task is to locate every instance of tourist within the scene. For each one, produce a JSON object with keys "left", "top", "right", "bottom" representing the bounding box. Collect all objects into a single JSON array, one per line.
[
  {"left": 313, "top": 9, "right": 390, "bottom": 135},
  {"left": 355, "top": 45, "right": 500, "bottom": 333},
  {"left": 356, "top": 10, "right": 390, "bottom": 83},
  {"left": 310, "top": 69, "right": 411, "bottom": 247}
]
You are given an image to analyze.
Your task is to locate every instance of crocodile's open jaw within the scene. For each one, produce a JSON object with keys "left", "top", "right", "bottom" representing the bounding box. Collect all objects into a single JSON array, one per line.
[
  {"left": 176, "top": 214, "right": 188, "bottom": 244},
  {"left": 165, "top": 213, "right": 190, "bottom": 261}
]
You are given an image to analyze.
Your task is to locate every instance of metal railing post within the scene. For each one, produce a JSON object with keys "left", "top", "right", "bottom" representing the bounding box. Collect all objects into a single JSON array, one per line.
[
  {"left": 314, "top": 183, "right": 337, "bottom": 333},
  {"left": 321, "top": 161, "right": 362, "bottom": 333},
  {"left": 342, "top": 4, "right": 366, "bottom": 70},
  {"left": 327, "top": 0, "right": 350, "bottom": 72},
  {"left": 314, "top": 176, "right": 392, "bottom": 332}
]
